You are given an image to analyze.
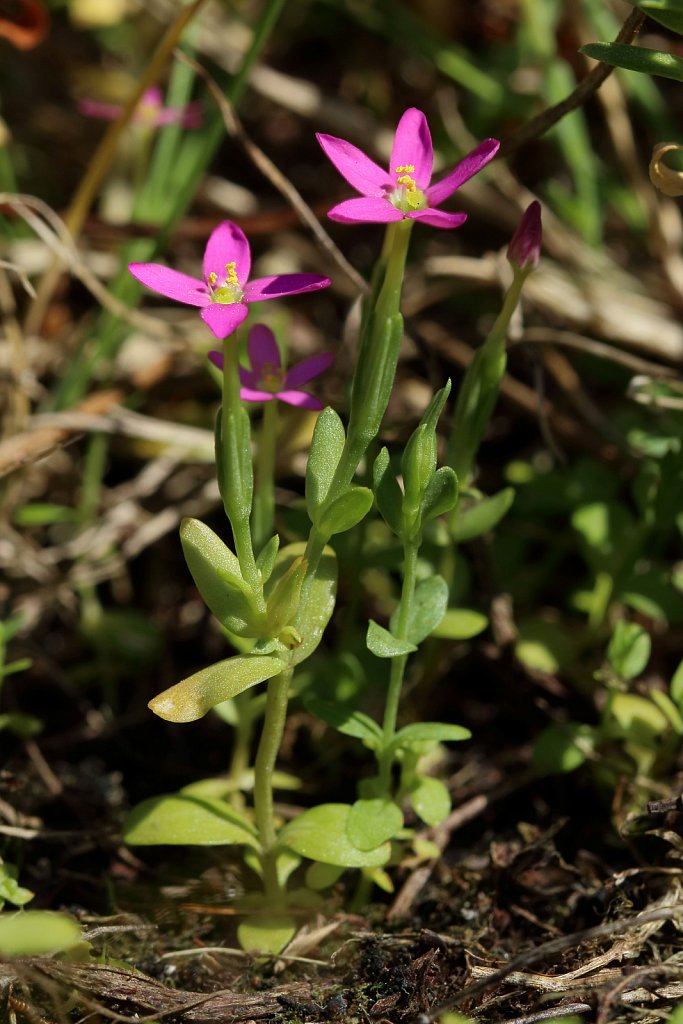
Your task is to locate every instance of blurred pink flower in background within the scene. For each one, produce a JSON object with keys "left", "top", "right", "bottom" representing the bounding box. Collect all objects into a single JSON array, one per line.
[{"left": 79, "top": 86, "right": 203, "bottom": 129}]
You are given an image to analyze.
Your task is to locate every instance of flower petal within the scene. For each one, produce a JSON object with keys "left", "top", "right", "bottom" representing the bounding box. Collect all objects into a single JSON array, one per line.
[
  {"left": 284, "top": 352, "right": 334, "bottom": 388},
  {"left": 79, "top": 99, "right": 123, "bottom": 120},
  {"left": 128, "top": 262, "right": 209, "bottom": 306},
  {"left": 247, "top": 324, "right": 281, "bottom": 374},
  {"left": 244, "top": 274, "right": 331, "bottom": 302},
  {"left": 426, "top": 138, "right": 500, "bottom": 207},
  {"left": 390, "top": 108, "right": 433, "bottom": 190},
  {"left": 277, "top": 390, "right": 325, "bottom": 410},
  {"left": 203, "top": 221, "right": 251, "bottom": 287},
  {"left": 208, "top": 350, "right": 223, "bottom": 370},
  {"left": 238, "top": 367, "right": 260, "bottom": 389},
  {"left": 327, "top": 196, "right": 403, "bottom": 224},
  {"left": 240, "top": 387, "right": 275, "bottom": 403},
  {"left": 408, "top": 208, "right": 468, "bottom": 230},
  {"left": 200, "top": 302, "right": 249, "bottom": 339},
  {"left": 316, "top": 133, "right": 390, "bottom": 196}
]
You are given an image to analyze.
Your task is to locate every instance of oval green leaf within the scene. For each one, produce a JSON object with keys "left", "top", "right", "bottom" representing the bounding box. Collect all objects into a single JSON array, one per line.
[
  {"left": 450, "top": 487, "right": 515, "bottom": 543},
  {"left": 123, "top": 793, "right": 259, "bottom": 847},
  {"left": 410, "top": 776, "right": 451, "bottom": 827},
  {"left": 581, "top": 41, "right": 683, "bottom": 82},
  {"left": 280, "top": 804, "right": 391, "bottom": 867},
  {"left": 0, "top": 911, "right": 82, "bottom": 956},
  {"left": 237, "top": 915, "right": 297, "bottom": 955},
  {"left": 347, "top": 798, "right": 404, "bottom": 851},
  {"left": 149, "top": 655, "right": 286, "bottom": 722},
  {"left": 366, "top": 620, "right": 417, "bottom": 658},
  {"left": 431, "top": 608, "right": 488, "bottom": 640},
  {"left": 318, "top": 486, "right": 374, "bottom": 537},
  {"left": 306, "top": 407, "right": 345, "bottom": 518}
]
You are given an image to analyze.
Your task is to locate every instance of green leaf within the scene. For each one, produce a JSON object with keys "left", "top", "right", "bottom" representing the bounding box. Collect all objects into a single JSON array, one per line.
[
  {"left": 671, "top": 659, "right": 683, "bottom": 708},
  {"left": 265, "top": 555, "right": 306, "bottom": 634},
  {"left": 180, "top": 518, "right": 264, "bottom": 637},
  {"left": 148, "top": 655, "right": 286, "bottom": 722},
  {"left": 391, "top": 722, "right": 471, "bottom": 754},
  {"left": 347, "top": 798, "right": 403, "bottom": 851},
  {"left": 256, "top": 534, "right": 280, "bottom": 583},
  {"left": 650, "top": 690, "right": 683, "bottom": 734},
  {"left": 581, "top": 41, "right": 683, "bottom": 82},
  {"left": 608, "top": 693, "right": 669, "bottom": 746},
  {"left": 0, "top": 911, "right": 81, "bottom": 956},
  {"left": 422, "top": 467, "right": 459, "bottom": 521},
  {"left": 304, "top": 699, "right": 382, "bottom": 746},
  {"left": 401, "top": 382, "right": 452, "bottom": 510},
  {"left": 237, "top": 915, "right": 297, "bottom": 955},
  {"left": 305, "top": 861, "right": 344, "bottom": 890},
  {"left": 431, "top": 608, "right": 488, "bottom": 640},
  {"left": 621, "top": 1, "right": 683, "bottom": 34},
  {"left": 306, "top": 407, "right": 345, "bottom": 518},
  {"left": 13, "top": 503, "right": 79, "bottom": 526},
  {"left": 366, "top": 620, "right": 417, "bottom": 658},
  {"left": 402, "top": 575, "right": 449, "bottom": 645},
  {"left": 373, "top": 447, "right": 404, "bottom": 536},
  {"left": 515, "top": 618, "right": 576, "bottom": 674},
  {"left": 532, "top": 723, "right": 596, "bottom": 774},
  {"left": 270, "top": 543, "right": 337, "bottom": 666},
  {"left": 607, "top": 620, "right": 651, "bottom": 680},
  {"left": 0, "top": 865, "right": 33, "bottom": 909},
  {"left": 409, "top": 777, "right": 451, "bottom": 827},
  {"left": 280, "top": 804, "right": 391, "bottom": 867},
  {"left": 0, "top": 713, "right": 42, "bottom": 738},
  {"left": 318, "top": 486, "right": 374, "bottom": 537},
  {"left": 451, "top": 487, "right": 515, "bottom": 542},
  {"left": 123, "top": 793, "right": 259, "bottom": 847}
]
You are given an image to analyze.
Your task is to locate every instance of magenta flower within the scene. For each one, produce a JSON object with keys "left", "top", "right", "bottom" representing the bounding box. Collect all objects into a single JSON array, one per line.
[
  {"left": 79, "top": 86, "right": 203, "bottom": 129},
  {"left": 316, "top": 108, "right": 500, "bottom": 229},
  {"left": 209, "top": 325, "right": 333, "bottom": 411},
  {"left": 507, "top": 200, "right": 542, "bottom": 272},
  {"left": 128, "top": 221, "right": 332, "bottom": 340}
]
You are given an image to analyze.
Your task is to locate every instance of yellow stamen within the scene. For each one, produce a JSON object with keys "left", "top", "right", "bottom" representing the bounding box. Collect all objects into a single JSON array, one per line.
[
  {"left": 397, "top": 173, "right": 417, "bottom": 191},
  {"left": 225, "top": 261, "right": 239, "bottom": 287},
  {"left": 394, "top": 164, "right": 415, "bottom": 173},
  {"left": 208, "top": 271, "right": 218, "bottom": 286}
]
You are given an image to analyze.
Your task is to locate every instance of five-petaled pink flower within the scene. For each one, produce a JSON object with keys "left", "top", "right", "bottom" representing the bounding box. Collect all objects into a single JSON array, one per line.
[
  {"left": 317, "top": 108, "right": 500, "bottom": 229},
  {"left": 79, "top": 86, "right": 203, "bottom": 129},
  {"left": 209, "top": 325, "right": 333, "bottom": 411},
  {"left": 128, "top": 221, "right": 332, "bottom": 340}
]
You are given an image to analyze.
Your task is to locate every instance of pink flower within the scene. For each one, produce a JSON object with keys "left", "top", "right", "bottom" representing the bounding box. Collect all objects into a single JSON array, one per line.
[
  {"left": 209, "top": 325, "right": 333, "bottom": 411},
  {"left": 128, "top": 221, "right": 332, "bottom": 340},
  {"left": 316, "top": 108, "right": 500, "bottom": 229},
  {"left": 79, "top": 86, "right": 203, "bottom": 129},
  {"left": 507, "top": 200, "right": 542, "bottom": 271}
]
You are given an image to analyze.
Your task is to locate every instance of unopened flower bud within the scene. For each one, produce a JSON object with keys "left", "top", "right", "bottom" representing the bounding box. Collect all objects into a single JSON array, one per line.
[{"left": 507, "top": 200, "right": 542, "bottom": 272}]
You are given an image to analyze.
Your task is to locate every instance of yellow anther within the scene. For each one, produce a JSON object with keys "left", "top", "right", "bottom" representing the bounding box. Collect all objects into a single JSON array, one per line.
[
  {"left": 397, "top": 173, "right": 417, "bottom": 191},
  {"left": 394, "top": 164, "right": 415, "bottom": 174},
  {"left": 208, "top": 271, "right": 218, "bottom": 286},
  {"left": 225, "top": 261, "right": 239, "bottom": 286}
]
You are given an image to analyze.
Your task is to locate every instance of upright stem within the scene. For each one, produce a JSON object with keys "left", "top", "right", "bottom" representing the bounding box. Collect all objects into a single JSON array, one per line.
[
  {"left": 221, "top": 336, "right": 262, "bottom": 599},
  {"left": 253, "top": 668, "right": 293, "bottom": 905},
  {"left": 252, "top": 399, "right": 278, "bottom": 554},
  {"left": 378, "top": 538, "right": 419, "bottom": 789}
]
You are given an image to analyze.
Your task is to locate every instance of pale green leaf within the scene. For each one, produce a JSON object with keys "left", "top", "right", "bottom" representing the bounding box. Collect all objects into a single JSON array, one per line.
[
  {"left": 409, "top": 777, "right": 451, "bottom": 827},
  {"left": 431, "top": 608, "right": 488, "bottom": 640},
  {"left": 123, "top": 793, "right": 259, "bottom": 847},
  {"left": 366, "top": 620, "right": 417, "bottom": 658},
  {"left": 607, "top": 620, "right": 651, "bottom": 680},
  {"left": 148, "top": 655, "right": 286, "bottom": 722},
  {"left": 271, "top": 544, "right": 337, "bottom": 666},
  {"left": 304, "top": 699, "right": 382, "bottom": 745},
  {"left": 280, "top": 804, "right": 391, "bottom": 867},
  {"left": 0, "top": 911, "right": 81, "bottom": 956},
  {"left": 450, "top": 487, "right": 514, "bottom": 542},
  {"left": 347, "top": 798, "right": 403, "bottom": 850},
  {"left": 318, "top": 486, "right": 374, "bottom": 537},
  {"left": 237, "top": 915, "right": 297, "bottom": 955},
  {"left": 306, "top": 407, "right": 345, "bottom": 517}
]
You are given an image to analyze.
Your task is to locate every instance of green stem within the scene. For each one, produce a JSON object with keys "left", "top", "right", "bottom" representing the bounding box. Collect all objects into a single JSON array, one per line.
[
  {"left": 253, "top": 667, "right": 292, "bottom": 905},
  {"left": 378, "top": 537, "right": 419, "bottom": 789},
  {"left": 252, "top": 399, "right": 278, "bottom": 554},
  {"left": 221, "top": 336, "right": 262, "bottom": 599}
]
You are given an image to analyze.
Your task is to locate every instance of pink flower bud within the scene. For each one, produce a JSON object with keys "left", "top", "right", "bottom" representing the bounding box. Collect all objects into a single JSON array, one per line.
[{"left": 507, "top": 200, "right": 542, "bottom": 271}]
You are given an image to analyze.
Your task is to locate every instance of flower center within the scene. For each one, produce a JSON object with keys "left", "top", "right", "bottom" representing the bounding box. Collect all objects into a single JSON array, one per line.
[
  {"left": 208, "top": 262, "right": 243, "bottom": 304},
  {"left": 389, "top": 163, "right": 427, "bottom": 214},
  {"left": 258, "top": 362, "right": 286, "bottom": 393}
]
